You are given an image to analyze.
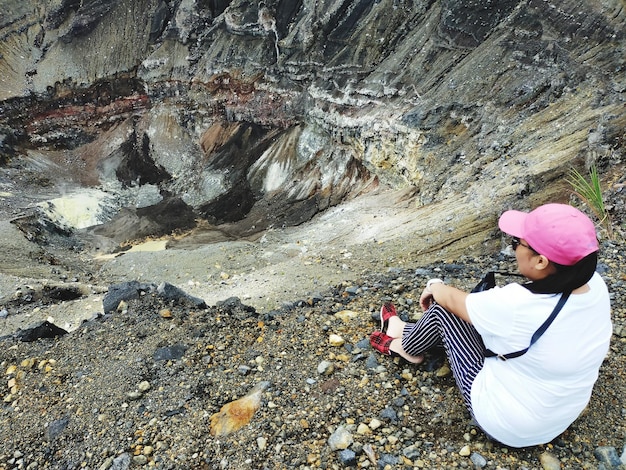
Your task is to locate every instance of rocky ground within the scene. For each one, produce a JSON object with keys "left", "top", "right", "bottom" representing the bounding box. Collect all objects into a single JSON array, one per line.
[
  {"left": 1, "top": 163, "right": 626, "bottom": 469},
  {"left": 1, "top": 234, "right": 626, "bottom": 469}
]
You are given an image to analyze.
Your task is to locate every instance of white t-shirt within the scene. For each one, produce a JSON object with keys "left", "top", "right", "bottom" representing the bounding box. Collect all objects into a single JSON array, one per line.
[{"left": 466, "top": 272, "right": 612, "bottom": 448}]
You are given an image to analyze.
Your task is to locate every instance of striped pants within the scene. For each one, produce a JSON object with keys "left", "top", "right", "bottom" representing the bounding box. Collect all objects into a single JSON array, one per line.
[{"left": 402, "top": 303, "right": 485, "bottom": 415}]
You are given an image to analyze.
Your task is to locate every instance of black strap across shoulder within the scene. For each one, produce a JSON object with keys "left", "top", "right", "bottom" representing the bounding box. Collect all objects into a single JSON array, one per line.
[{"left": 484, "top": 290, "right": 572, "bottom": 361}]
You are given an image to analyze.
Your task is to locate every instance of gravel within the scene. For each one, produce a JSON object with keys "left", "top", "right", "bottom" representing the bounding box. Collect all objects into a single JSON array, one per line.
[
  {"left": 1, "top": 242, "right": 625, "bottom": 470},
  {"left": 1, "top": 174, "right": 626, "bottom": 469}
]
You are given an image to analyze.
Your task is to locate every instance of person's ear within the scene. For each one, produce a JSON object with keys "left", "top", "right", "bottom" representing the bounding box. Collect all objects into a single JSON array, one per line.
[{"left": 534, "top": 254, "right": 553, "bottom": 272}]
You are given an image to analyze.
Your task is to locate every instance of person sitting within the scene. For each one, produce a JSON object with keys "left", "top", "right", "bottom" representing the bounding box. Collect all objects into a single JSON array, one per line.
[{"left": 370, "top": 203, "right": 612, "bottom": 448}]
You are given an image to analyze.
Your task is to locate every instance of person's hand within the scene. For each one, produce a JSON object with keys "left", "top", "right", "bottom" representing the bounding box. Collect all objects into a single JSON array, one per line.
[
  {"left": 420, "top": 288, "right": 434, "bottom": 311},
  {"left": 420, "top": 279, "right": 443, "bottom": 311}
]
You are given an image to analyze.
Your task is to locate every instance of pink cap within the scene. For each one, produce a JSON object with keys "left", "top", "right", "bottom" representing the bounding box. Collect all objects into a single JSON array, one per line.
[{"left": 498, "top": 203, "right": 598, "bottom": 266}]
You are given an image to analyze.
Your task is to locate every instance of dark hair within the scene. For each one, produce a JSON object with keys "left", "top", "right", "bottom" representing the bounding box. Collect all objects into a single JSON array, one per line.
[{"left": 524, "top": 251, "right": 598, "bottom": 294}]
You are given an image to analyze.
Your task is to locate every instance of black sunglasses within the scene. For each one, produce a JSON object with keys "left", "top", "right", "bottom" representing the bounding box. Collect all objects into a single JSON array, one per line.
[{"left": 511, "top": 237, "right": 533, "bottom": 251}]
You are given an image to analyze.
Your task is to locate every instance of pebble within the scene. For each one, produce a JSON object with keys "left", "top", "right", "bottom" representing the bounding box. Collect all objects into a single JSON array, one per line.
[
  {"left": 126, "top": 391, "right": 142, "bottom": 400},
  {"left": 338, "top": 449, "right": 356, "bottom": 466},
  {"left": 368, "top": 418, "right": 382, "bottom": 430},
  {"left": 328, "top": 334, "right": 345, "bottom": 346},
  {"left": 539, "top": 451, "right": 561, "bottom": 470},
  {"left": 403, "top": 444, "right": 421, "bottom": 460},
  {"left": 436, "top": 364, "right": 451, "bottom": 377},
  {"left": 470, "top": 452, "right": 487, "bottom": 468},
  {"left": 110, "top": 453, "right": 131, "bottom": 470},
  {"left": 334, "top": 310, "right": 359, "bottom": 322},
  {"left": 317, "top": 360, "right": 334, "bottom": 375},
  {"left": 137, "top": 381, "right": 150, "bottom": 392},
  {"left": 159, "top": 308, "right": 172, "bottom": 318},
  {"left": 356, "top": 423, "right": 371, "bottom": 435},
  {"left": 46, "top": 417, "right": 69, "bottom": 441},
  {"left": 328, "top": 425, "right": 353, "bottom": 450},
  {"left": 459, "top": 445, "right": 471, "bottom": 456},
  {"left": 132, "top": 455, "right": 147, "bottom": 465},
  {"left": 594, "top": 446, "right": 622, "bottom": 467}
]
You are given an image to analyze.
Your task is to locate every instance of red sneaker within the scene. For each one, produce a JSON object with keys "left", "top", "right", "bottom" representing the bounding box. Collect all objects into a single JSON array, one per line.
[
  {"left": 370, "top": 331, "right": 398, "bottom": 357},
  {"left": 380, "top": 302, "right": 397, "bottom": 333}
]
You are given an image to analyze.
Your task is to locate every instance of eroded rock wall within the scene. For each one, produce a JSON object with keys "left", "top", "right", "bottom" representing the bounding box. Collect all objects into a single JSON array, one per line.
[{"left": 0, "top": 0, "right": 624, "bottom": 244}]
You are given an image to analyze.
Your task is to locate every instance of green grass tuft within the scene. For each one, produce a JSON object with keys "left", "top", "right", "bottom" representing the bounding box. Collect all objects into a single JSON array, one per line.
[{"left": 566, "top": 165, "right": 613, "bottom": 239}]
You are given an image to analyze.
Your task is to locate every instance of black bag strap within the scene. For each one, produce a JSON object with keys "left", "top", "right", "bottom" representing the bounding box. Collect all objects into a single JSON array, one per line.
[
  {"left": 485, "top": 290, "right": 571, "bottom": 361},
  {"left": 471, "top": 271, "right": 525, "bottom": 293}
]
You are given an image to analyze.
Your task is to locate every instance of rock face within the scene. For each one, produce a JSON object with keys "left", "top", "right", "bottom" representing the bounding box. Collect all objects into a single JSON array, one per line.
[{"left": 0, "top": 0, "right": 624, "bottom": 246}]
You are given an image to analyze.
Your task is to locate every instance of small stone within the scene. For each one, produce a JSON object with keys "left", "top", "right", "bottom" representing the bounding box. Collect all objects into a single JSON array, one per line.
[
  {"left": 98, "top": 457, "right": 114, "bottom": 470},
  {"left": 137, "top": 381, "right": 151, "bottom": 393},
  {"left": 403, "top": 444, "right": 420, "bottom": 460},
  {"left": 317, "top": 360, "right": 334, "bottom": 375},
  {"left": 20, "top": 358, "right": 35, "bottom": 369},
  {"left": 210, "top": 381, "right": 270, "bottom": 437},
  {"left": 379, "top": 454, "right": 399, "bottom": 467},
  {"left": 459, "top": 445, "right": 471, "bottom": 456},
  {"left": 127, "top": 391, "right": 142, "bottom": 400},
  {"left": 116, "top": 300, "right": 128, "bottom": 312},
  {"left": 365, "top": 354, "right": 379, "bottom": 370},
  {"left": 470, "top": 452, "right": 487, "bottom": 468},
  {"left": 380, "top": 407, "right": 397, "bottom": 422},
  {"left": 46, "top": 416, "right": 70, "bottom": 441},
  {"left": 257, "top": 436, "right": 267, "bottom": 450},
  {"left": 368, "top": 418, "right": 382, "bottom": 430},
  {"left": 539, "top": 451, "right": 562, "bottom": 470},
  {"left": 142, "top": 446, "right": 153, "bottom": 456},
  {"left": 338, "top": 449, "right": 356, "bottom": 466},
  {"left": 334, "top": 310, "right": 359, "bottom": 322},
  {"left": 110, "top": 452, "right": 131, "bottom": 470},
  {"left": 153, "top": 344, "right": 188, "bottom": 361},
  {"left": 391, "top": 396, "right": 405, "bottom": 407},
  {"left": 328, "top": 425, "right": 353, "bottom": 450},
  {"left": 329, "top": 334, "right": 345, "bottom": 346},
  {"left": 363, "top": 443, "right": 376, "bottom": 464},
  {"left": 357, "top": 423, "right": 371, "bottom": 435},
  {"left": 132, "top": 454, "right": 148, "bottom": 465},
  {"left": 159, "top": 308, "right": 172, "bottom": 318},
  {"left": 593, "top": 447, "right": 622, "bottom": 467},
  {"left": 436, "top": 364, "right": 451, "bottom": 377}
]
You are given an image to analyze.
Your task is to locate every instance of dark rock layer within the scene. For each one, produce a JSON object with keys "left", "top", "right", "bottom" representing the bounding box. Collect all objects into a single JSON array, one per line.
[{"left": 0, "top": 0, "right": 624, "bottom": 246}]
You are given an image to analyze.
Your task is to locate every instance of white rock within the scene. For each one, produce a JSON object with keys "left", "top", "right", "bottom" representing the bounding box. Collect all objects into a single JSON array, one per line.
[
  {"left": 328, "top": 334, "right": 345, "bottom": 346},
  {"left": 317, "top": 360, "right": 334, "bottom": 375},
  {"left": 357, "top": 423, "right": 371, "bottom": 435},
  {"left": 328, "top": 425, "right": 353, "bottom": 450},
  {"left": 138, "top": 381, "right": 151, "bottom": 392},
  {"left": 369, "top": 418, "right": 382, "bottom": 430}
]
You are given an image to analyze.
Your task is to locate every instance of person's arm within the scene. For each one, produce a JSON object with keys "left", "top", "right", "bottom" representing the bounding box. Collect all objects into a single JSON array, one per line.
[{"left": 420, "top": 279, "right": 471, "bottom": 323}]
